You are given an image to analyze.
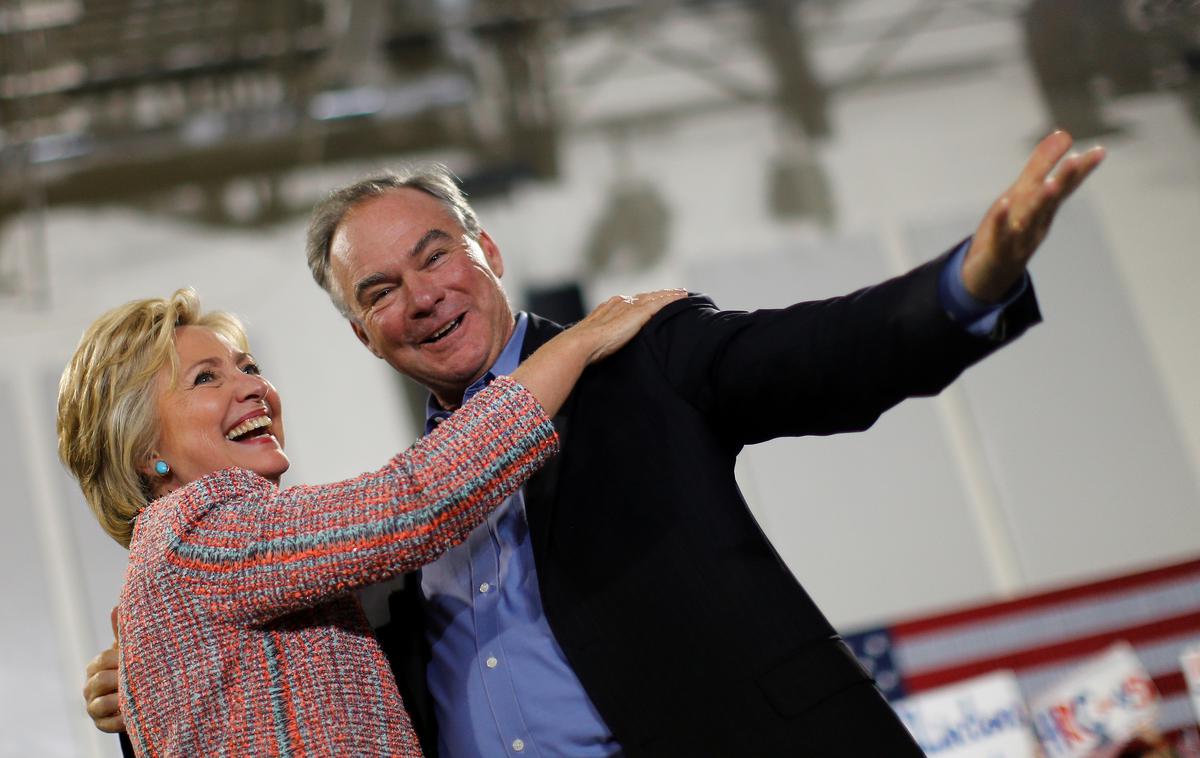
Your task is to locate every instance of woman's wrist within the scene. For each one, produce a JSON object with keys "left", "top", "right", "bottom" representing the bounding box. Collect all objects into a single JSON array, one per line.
[{"left": 553, "top": 325, "right": 604, "bottom": 367}]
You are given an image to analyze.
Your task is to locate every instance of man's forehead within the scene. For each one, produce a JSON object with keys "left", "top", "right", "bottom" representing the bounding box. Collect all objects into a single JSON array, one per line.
[{"left": 332, "top": 188, "right": 457, "bottom": 267}]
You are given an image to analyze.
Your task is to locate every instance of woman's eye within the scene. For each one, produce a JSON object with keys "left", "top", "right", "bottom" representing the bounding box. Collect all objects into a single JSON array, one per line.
[
  {"left": 193, "top": 370, "right": 216, "bottom": 386},
  {"left": 242, "top": 363, "right": 261, "bottom": 376}
]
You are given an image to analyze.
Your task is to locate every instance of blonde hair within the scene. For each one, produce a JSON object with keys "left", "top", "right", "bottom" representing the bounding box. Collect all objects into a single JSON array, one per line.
[{"left": 56, "top": 288, "right": 248, "bottom": 547}]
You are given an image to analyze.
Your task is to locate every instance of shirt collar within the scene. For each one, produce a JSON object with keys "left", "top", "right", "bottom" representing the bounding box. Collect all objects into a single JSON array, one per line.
[{"left": 425, "top": 312, "right": 529, "bottom": 423}]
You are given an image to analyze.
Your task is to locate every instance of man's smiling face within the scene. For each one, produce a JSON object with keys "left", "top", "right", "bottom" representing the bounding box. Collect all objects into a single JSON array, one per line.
[{"left": 329, "top": 188, "right": 515, "bottom": 408}]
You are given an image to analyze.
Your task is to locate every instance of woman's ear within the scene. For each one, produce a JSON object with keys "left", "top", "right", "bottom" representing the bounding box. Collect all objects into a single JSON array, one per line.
[{"left": 141, "top": 454, "right": 176, "bottom": 499}]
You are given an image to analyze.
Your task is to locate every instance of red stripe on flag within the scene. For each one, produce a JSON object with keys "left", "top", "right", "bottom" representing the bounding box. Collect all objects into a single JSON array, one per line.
[
  {"left": 1153, "top": 671, "right": 1189, "bottom": 699},
  {"left": 903, "top": 611, "right": 1200, "bottom": 692},
  {"left": 892, "top": 557, "right": 1200, "bottom": 639}
]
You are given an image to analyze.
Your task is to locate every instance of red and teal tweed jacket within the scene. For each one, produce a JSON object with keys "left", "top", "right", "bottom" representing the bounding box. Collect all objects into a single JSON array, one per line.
[{"left": 117, "top": 377, "right": 557, "bottom": 757}]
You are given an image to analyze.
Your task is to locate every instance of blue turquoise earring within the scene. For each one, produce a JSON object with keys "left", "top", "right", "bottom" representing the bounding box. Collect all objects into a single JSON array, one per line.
[{"left": 154, "top": 460, "right": 170, "bottom": 476}]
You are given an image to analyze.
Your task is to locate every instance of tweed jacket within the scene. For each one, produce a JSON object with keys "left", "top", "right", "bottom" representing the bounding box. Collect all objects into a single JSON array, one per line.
[{"left": 117, "top": 377, "right": 557, "bottom": 758}]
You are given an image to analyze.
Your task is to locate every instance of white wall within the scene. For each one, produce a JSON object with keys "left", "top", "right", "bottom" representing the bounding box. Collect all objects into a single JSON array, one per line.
[{"left": 2, "top": 3, "right": 1197, "bottom": 755}]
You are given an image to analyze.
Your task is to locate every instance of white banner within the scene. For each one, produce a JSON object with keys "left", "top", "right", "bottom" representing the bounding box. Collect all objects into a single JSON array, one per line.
[
  {"left": 1182, "top": 644, "right": 1200, "bottom": 726},
  {"left": 1029, "top": 642, "right": 1159, "bottom": 758},
  {"left": 893, "top": 670, "right": 1038, "bottom": 757}
]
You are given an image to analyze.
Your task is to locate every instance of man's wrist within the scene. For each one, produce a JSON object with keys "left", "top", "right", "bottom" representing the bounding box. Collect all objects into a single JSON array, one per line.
[{"left": 940, "top": 237, "right": 1028, "bottom": 337}]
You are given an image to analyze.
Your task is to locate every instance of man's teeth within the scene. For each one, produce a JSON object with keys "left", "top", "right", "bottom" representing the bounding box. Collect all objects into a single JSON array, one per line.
[
  {"left": 427, "top": 317, "right": 461, "bottom": 342},
  {"left": 226, "top": 416, "right": 272, "bottom": 440}
]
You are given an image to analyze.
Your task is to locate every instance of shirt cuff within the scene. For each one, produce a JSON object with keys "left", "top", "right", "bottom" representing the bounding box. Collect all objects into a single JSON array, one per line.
[{"left": 939, "top": 237, "right": 1029, "bottom": 338}]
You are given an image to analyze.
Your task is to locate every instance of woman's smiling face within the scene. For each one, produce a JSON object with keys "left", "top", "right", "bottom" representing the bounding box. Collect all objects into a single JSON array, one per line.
[{"left": 149, "top": 325, "right": 288, "bottom": 495}]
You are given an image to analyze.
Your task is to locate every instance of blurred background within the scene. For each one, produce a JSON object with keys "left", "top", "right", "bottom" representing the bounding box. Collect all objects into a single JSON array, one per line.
[{"left": 1, "top": 0, "right": 1198, "bottom": 755}]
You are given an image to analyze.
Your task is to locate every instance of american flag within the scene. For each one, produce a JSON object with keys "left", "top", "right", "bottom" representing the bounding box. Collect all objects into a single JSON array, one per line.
[{"left": 843, "top": 557, "right": 1200, "bottom": 744}]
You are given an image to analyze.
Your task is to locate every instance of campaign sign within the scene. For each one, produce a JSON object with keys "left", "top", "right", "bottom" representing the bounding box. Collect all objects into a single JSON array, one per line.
[
  {"left": 1183, "top": 644, "right": 1200, "bottom": 724},
  {"left": 893, "top": 670, "right": 1038, "bottom": 757},
  {"left": 1029, "top": 642, "right": 1159, "bottom": 758}
]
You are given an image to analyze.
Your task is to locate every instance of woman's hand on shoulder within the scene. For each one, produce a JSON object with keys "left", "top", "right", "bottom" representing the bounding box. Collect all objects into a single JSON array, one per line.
[{"left": 567, "top": 289, "right": 688, "bottom": 364}]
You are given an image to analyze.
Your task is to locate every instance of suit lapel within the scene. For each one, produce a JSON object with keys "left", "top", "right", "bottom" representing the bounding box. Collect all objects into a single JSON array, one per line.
[{"left": 520, "top": 313, "right": 571, "bottom": 571}]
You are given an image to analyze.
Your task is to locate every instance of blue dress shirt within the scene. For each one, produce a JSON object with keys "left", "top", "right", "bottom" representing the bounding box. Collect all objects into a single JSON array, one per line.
[
  {"left": 940, "top": 238, "right": 1028, "bottom": 335},
  {"left": 422, "top": 313, "right": 621, "bottom": 758},
  {"left": 417, "top": 243, "right": 1020, "bottom": 758}
]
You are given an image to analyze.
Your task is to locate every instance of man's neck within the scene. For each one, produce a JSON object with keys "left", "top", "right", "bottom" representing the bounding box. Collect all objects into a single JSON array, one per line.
[{"left": 429, "top": 313, "right": 522, "bottom": 412}]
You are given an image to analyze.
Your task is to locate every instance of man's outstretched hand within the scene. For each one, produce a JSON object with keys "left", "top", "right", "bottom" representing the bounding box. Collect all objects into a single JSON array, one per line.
[
  {"left": 962, "top": 131, "right": 1105, "bottom": 303},
  {"left": 83, "top": 607, "right": 124, "bottom": 734}
]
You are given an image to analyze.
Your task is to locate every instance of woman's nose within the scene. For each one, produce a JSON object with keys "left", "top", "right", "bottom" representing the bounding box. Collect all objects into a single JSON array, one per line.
[{"left": 236, "top": 372, "right": 269, "bottom": 401}]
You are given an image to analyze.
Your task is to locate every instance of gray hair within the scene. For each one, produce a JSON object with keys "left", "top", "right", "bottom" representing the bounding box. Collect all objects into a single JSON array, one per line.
[{"left": 305, "top": 164, "right": 482, "bottom": 317}]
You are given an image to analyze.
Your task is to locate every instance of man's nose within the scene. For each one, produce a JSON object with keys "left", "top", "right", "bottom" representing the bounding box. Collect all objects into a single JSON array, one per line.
[{"left": 405, "top": 274, "right": 444, "bottom": 318}]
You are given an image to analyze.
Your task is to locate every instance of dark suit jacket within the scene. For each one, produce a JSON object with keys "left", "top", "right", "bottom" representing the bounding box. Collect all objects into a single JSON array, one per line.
[{"left": 377, "top": 249, "right": 1042, "bottom": 757}]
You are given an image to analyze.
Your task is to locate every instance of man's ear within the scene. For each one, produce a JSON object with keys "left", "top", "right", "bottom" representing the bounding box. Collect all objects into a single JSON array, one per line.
[
  {"left": 350, "top": 319, "right": 383, "bottom": 359},
  {"left": 478, "top": 230, "right": 504, "bottom": 279}
]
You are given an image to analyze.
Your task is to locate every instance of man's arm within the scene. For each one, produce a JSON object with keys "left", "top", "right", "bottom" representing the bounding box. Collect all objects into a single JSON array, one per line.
[
  {"left": 83, "top": 606, "right": 130, "bottom": 758},
  {"left": 641, "top": 132, "right": 1103, "bottom": 445}
]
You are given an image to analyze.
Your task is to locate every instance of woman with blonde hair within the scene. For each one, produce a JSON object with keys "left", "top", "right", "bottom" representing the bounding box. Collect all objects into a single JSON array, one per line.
[{"left": 58, "top": 286, "right": 681, "bottom": 757}]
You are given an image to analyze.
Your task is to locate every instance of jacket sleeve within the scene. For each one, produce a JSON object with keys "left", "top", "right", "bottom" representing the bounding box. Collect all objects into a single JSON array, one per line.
[
  {"left": 162, "top": 376, "right": 558, "bottom": 625},
  {"left": 641, "top": 249, "right": 1041, "bottom": 446}
]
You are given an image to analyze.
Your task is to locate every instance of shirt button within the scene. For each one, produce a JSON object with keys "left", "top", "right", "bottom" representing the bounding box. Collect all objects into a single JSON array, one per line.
[
  {"left": 512, "top": 738, "right": 525, "bottom": 752},
  {"left": 486, "top": 656, "right": 499, "bottom": 669},
  {"left": 479, "top": 582, "right": 491, "bottom": 593}
]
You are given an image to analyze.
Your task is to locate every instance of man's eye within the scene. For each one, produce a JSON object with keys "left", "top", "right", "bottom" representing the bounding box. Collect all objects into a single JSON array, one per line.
[
  {"left": 194, "top": 370, "right": 216, "bottom": 386},
  {"left": 370, "top": 288, "right": 393, "bottom": 305}
]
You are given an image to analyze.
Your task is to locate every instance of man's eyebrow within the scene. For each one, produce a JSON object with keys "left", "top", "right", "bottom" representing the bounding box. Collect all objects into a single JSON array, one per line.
[
  {"left": 352, "top": 229, "right": 453, "bottom": 305},
  {"left": 410, "top": 228, "right": 452, "bottom": 259},
  {"left": 353, "top": 272, "right": 391, "bottom": 305}
]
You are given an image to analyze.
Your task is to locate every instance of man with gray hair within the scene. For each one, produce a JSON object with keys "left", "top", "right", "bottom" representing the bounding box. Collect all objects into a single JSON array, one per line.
[{"left": 86, "top": 131, "right": 1103, "bottom": 756}]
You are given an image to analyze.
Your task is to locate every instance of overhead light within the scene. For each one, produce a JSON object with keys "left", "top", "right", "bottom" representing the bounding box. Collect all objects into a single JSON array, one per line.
[
  {"left": 309, "top": 87, "right": 386, "bottom": 121},
  {"left": 0, "top": 61, "right": 85, "bottom": 98},
  {"left": 308, "top": 74, "right": 473, "bottom": 121},
  {"left": 28, "top": 133, "right": 91, "bottom": 164},
  {"left": 0, "top": 0, "right": 81, "bottom": 33}
]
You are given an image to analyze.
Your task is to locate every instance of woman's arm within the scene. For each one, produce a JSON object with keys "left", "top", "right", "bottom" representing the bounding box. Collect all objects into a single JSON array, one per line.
[
  {"left": 163, "top": 290, "right": 685, "bottom": 625},
  {"left": 165, "top": 377, "right": 554, "bottom": 625}
]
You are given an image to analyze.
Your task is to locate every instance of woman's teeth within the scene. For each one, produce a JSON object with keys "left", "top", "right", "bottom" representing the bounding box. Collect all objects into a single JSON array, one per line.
[{"left": 226, "top": 416, "right": 272, "bottom": 440}]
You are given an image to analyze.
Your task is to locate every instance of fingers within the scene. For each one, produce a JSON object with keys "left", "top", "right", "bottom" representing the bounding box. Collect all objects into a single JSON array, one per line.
[
  {"left": 1053, "top": 145, "right": 1105, "bottom": 199},
  {"left": 85, "top": 692, "right": 125, "bottom": 733},
  {"left": 1019, "top": 144, "right": 1105, "bottom": 240},
  {"left": 594, "top": 289, "right": 687, "bottom": 317},
  {"left": 1016, "top": 130, "right": 1073, "bottom": 190},
  {"left": 964, "top": 133, "right": 1104, "bottom": 302},
  {"left": 85, "top": 646, "right": 119, "bottom": 679},
  {"left": 580, "top": 289, "right": 687, "bottom": 363},
  {"left": 83, "top": 648, "right": 124, "bottom": 733},
  {"left": 85, "top": 681, "right": 118, "bottom": 714},
  {"left": 1005, "top": 138, "right": 1105, "bottom": 238},
  {"left": 110, "top": 606, "right": 119, "bottom": 643},
  {"left": 629, "top": 288, "right": 688, "bottom": 305},
  {"left": 624, "top": 288, "right": 688, "bottom": 319}
]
